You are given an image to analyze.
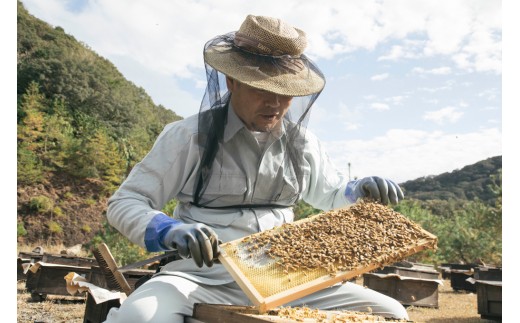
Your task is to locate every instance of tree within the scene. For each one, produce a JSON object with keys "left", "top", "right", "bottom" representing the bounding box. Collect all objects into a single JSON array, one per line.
[
  {"left": 86, "top": 129, "right": 127, "bottom": 193},
  {"left": 395, "top": 171, "right": 502, "bottom": 266},
  {"left": 61, "top": 128, "right": 127, "bottom": 193},
  {"left": 18, "top": 82, "right": 46, "bottom": 151},
  {"left": 41, "top": 97, "right": 74, "bottom": 168},
  {"left": 293, "top": 200, "right": 322, "bottom": 220},
  {"left": 17, "top": 82, "right": 47, "bottom": 183}
]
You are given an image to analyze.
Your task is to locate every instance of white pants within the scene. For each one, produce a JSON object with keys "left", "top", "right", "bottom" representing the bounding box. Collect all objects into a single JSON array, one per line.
[{"left": 104, "top": 275, "right": 409, "bottom": 323}]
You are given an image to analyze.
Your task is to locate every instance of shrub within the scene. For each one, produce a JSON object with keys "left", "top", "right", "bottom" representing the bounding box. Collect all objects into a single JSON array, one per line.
[
  {"left": 89, "top": 221, "right": 158, "bottom": 266},
  {"left": 53, "top": 206, "right": 64, "bottom": 218},
  {"left": 162, "top": 199, "right": 178, "bottom": 216},
  {"left": 29, "top": 196, "right": 54, "bottom": 213},
  {"left": 47, "top": 221, "right": 63, "bottom": 234},
  {"left": 17, "top": 147, "right": 44, "bottom": 184},
  {"left": 17, "top": 222, "right": 28, "bottom": 237},
  {"left": 394, "top": 194, "right": 502, "bottom": 267}
]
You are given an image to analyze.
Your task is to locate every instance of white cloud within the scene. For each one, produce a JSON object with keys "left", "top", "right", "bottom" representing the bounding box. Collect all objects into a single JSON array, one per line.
[
  {"left": 308, "top": 101, "right": 364, "bottom": 136},
  {"left": 422, "top": 1, "right": 472, "bottom": 55},
  {"left": 371, "top": 103, "right": 390, "bottom": 111},
  {"left": 418, "top": 82, "right": 454, "bottom": 93},
  {"left": 337, "top": 102, "right": 364, "bottom": 127},
  {"left": 371, "top": 73, "right": 389, "bottom": 81},
  {"left": 378, "top": 45, "right": 405, "bottom": 61},
  {"left": 377, "top": 41, "right": 425, "bottom": 61},
  {"left": 478, "top": 88, "right": 500, "bottom": 101},
  {"left": 423, "top": 106, "right": 464, "bottom": 125},
  {"left": 386, "top": 95, "right": 408, "bottom": 105},
  {"left": 321, "top": 128, "right": 502, "bottom": 183},
  {"left": 412, "top": 66, "right": 452, "bottom": 75},
  {"left": 375, "top": 1, "right": 501, "bottom": 73},
  {"left": 345, "top": 122, "right": 361, "bottom": 131},
  {"left": 22, "top": 0, "right": 501, "bottom": 76},
  {"left": 458, "top": 100, "right": 469, "bottom": 108}
]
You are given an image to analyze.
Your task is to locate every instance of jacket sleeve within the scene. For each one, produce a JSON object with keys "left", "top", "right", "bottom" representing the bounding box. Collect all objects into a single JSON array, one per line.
[
  {"left": 300, "top": 131, "right": 350, "bottom": 211},
  {"left": 106, "top": 119, "right": 199, "bottom": 250}
]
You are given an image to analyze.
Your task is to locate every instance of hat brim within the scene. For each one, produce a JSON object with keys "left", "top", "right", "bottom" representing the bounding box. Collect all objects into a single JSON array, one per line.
[{"left": 204, "top": 47, "right": 325, "bottom": 97}]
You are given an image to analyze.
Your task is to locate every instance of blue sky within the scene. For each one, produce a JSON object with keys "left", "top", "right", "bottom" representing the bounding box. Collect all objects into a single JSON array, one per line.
[{"left": 17, "top": 0, "right": 503, "bottom": 184}]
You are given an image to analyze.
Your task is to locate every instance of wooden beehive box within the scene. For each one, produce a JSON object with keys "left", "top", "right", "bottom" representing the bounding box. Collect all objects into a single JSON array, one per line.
[
  {"left": 474, "top": 266, "right": 502, "bottom": 320},
  {"left": 88, "top": 266, "right": 154, "bottom": 291},
  {"left": 83, "top": 293, "right": 121, "bottom": 323},
  {"left": 363, "top": 263, "right": 440, "bottom": 308},
  {"left": 26, "top": 262, "right": 93, "bottom": 301},
  {"left": 376, "top": 262, "right": 438, "bottom": 279},
  {"left": 42, "top": 253, "right": 98, "bottom": 267},
  {"left": 83, "top": 267, "right": 155, "bottom": 323},
  {"left": 17, "top": 257, "right": 29, "bottom": 281},
  {"left": 17, "top": 251, "right": 44, "bottom": 281},
  {"left": 474, "top": 266, "right": 502, "bottom": 281},
  {"left": 449, "top": 263, "right": 478, "bottom": 292},
  {"left": 18, "top": 251, "right": 44, "bottom": 262},
  {"left": 438, "top": 263, "right": 451, "bottom": 279},
  {"left": 24, "top": 253, "right": 98, "bottom": 301}
]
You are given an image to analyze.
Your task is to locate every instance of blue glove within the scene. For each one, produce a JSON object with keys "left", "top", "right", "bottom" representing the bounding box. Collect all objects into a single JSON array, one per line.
[
  {"left": 345, "top": 176, "right": 404, "bottom": 205},
  {"left": 162, "top": 223, "right": 219, "bottom": 268}
]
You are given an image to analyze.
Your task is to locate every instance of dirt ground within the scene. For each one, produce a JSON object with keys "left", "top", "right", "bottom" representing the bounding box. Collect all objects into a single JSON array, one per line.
[{"left": 16, "top": 276, "right": 502, "bottom": 323}]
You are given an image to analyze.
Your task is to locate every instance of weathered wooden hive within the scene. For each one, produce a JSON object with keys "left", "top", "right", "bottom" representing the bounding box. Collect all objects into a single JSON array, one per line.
[
  {"left": 363, "top": 262, "right": 441, "bottom": 308},
  {"left": 25, "top": 253, "right": 98, "bottom": 301},
  {"left": 473, "top": 266, "right": 502, "bottom": 320},
  {"left": 448, "top": 263, "right": 478, "bottom": 292}
]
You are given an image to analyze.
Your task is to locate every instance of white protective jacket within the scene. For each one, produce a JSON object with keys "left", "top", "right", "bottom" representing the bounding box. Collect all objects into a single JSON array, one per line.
[{"left": 106, "top": 105, "right": 351, "bottom": 285}]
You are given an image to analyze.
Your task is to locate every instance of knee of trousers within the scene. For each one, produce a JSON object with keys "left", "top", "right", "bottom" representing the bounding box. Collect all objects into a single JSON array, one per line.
[
  {"left": 103, "top": 278, "right": 193, "bottom": 323},
  {"left": 378, "top": 296, "right": 409, "bottom": 320},
  {"left": 352, "top": 285, "right": 409, "bottom": 320},
  {"left": 297, "top": 283, "right": 409, "bottom": 320}
]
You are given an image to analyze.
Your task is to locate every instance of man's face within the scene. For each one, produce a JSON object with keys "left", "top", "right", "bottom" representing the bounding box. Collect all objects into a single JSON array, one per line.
[{"left": 227, "top": 77, "right": 293, "bottom": 132}]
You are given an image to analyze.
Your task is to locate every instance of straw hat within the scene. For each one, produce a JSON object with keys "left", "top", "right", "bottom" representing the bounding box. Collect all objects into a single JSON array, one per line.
[{"left": 203, "top": 15, "right": 325, "bottom": 97}]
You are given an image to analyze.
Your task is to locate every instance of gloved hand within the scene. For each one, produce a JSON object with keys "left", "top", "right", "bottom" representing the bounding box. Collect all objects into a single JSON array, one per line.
[
  {"left": 344, "top": 176, "right": 404, "bottom": 205},
  {"left": 162, "top": 223, "right": 219, "bottom": 268}
]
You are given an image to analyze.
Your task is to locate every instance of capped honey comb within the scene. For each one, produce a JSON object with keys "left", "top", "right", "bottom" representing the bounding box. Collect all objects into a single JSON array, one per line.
[{"left": 218, "top": 201, "right": 437, "bottom": 313}]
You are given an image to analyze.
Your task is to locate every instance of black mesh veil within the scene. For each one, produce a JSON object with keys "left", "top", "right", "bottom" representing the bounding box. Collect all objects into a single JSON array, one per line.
[{"left": 192, "top": 32, "right": 325, "bottom": 208}]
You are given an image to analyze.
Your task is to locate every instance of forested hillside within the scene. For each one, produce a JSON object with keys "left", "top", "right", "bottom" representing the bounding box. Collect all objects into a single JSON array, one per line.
[
  {"left": 17, "top": 1, "right": 182, "bottom": 247},
  {"left": 400, "top": 156, "right": 501, "bottom": 205},
  {"left": 394, "top": 156, "right": 502, "bottom": 266}
]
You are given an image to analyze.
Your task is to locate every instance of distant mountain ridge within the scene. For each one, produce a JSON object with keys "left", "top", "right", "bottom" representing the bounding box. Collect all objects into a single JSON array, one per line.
[{"left": 400, "top": 156, "right": 502, "bottom": 205}]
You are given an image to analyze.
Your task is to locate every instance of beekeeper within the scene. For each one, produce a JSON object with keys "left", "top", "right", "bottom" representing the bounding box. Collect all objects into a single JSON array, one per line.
[{"left": 104, "top": 14, "right": 407, "bottom": 323}]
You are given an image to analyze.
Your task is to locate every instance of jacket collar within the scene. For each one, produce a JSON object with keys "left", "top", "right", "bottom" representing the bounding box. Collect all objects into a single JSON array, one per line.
[{"left": 223, "top": 103, "right": 284, "bottom": 142}]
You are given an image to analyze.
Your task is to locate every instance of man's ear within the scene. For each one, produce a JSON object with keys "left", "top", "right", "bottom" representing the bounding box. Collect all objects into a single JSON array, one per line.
[{"left": 225, "top": 76, "right": 235, "bottom": 92}]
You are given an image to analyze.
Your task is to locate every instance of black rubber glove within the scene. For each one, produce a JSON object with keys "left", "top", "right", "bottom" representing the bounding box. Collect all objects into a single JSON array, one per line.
[
  {"left": 162, "top": 223, "right": 219, "bottom": 268},
  {"left": 345, "top": 176, "right": 404, "bottom": 205}
]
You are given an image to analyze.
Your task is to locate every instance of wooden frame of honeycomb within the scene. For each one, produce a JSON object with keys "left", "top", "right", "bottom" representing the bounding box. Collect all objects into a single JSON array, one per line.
[
  {"left": 192, "top": 304, "right": 413, "bottom": 322},
  {"left": 218, "top": 201, "right": 438, "bottom": 313}
]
